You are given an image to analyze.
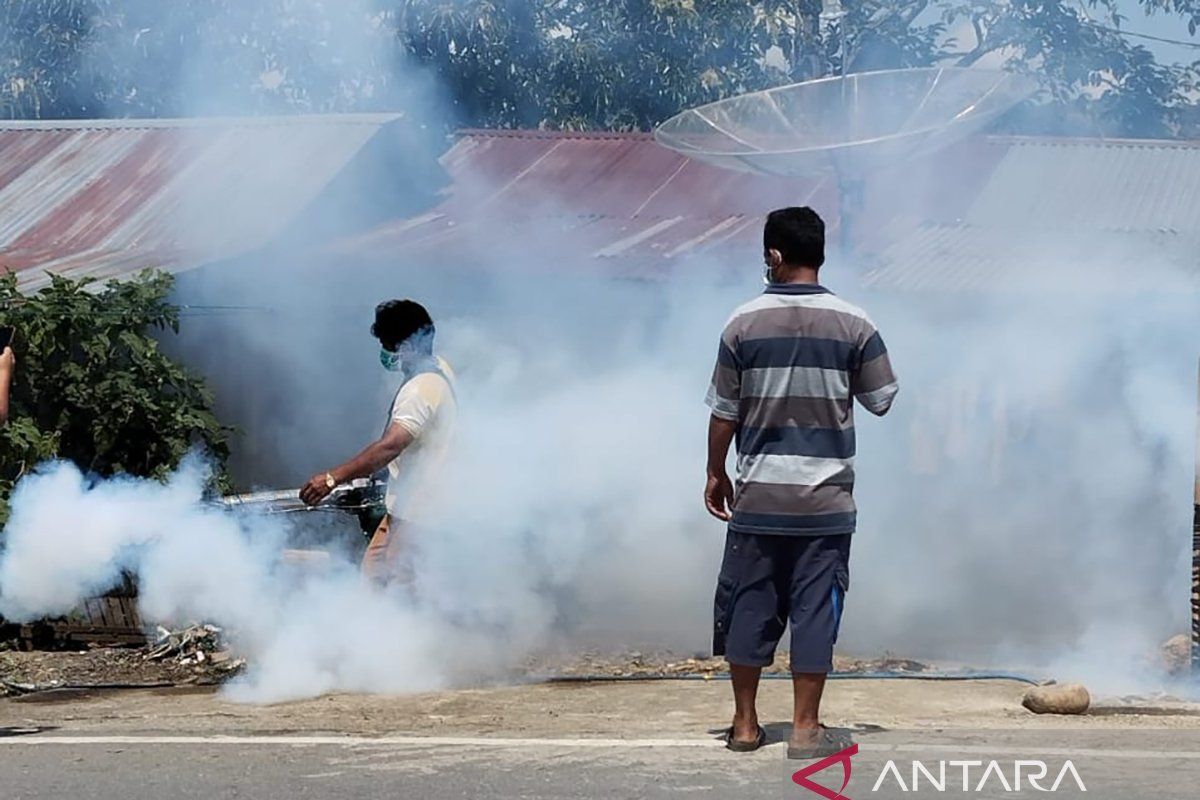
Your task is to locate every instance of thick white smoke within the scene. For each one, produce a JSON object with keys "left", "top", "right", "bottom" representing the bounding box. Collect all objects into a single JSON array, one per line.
[
  {"left": 0, "top": 457, "right": 517, "bottom": 702},
  {"left": 1, "top": 268, "right": 1194, "bottom": 702},
  {"left": 0, "top": 285, "right": 730, "bottom": 702},
  {"left": 0, "top": 1, "right": 1195, "bottom": 703}
]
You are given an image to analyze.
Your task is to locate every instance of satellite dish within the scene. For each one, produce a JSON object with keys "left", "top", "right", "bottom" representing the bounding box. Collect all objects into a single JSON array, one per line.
[{"left": 654, "top": 67, "right": 1037, "bottom": 178}]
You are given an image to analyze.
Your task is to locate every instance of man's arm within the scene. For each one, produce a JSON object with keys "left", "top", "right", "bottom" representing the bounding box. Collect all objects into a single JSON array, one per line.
[
  {"left": 704, "top": 415, "right": 738, "bottom": 521},
  {"left": 852, "top": 327, "right": 898, "bottom": 417},
  {"left": 299, "top": 421, "right": 414, "bottom": 506},
  {"left": 704, "top": 323, "right": 741, "bottom": 522}
]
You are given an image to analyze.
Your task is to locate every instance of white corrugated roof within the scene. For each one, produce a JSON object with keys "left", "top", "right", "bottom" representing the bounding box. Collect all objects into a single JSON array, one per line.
[
  {"left": 863, "top": 224, "right": 1200, "bottom": 292},
  {"left": 864, "top": 136, "right": 1200, "bottom": 291},
  {"left": 966, "top": 138, "right": 1200, "bottom": 232}
]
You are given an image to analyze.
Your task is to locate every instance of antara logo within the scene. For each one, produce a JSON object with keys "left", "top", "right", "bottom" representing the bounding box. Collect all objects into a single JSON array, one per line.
[
  {"left": 791, "top": 745, "right": 1089, "bottom": 797},
  {"left": 871, "top": 760, "right": 1087, "bottom": 793}
]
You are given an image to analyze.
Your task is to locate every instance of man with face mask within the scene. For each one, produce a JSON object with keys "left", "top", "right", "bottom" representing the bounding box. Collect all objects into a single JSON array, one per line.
[
  {"left": 705, "top": 207, "right": 897, "bottom": 759},
  {"left": 300, "top": 299, "right": 456, "bottom": 583}
]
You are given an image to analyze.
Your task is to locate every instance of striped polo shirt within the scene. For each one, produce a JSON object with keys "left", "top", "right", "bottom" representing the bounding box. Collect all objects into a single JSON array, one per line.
[{"left": 705, "top": 283, "right": 898, "bottom": 536}]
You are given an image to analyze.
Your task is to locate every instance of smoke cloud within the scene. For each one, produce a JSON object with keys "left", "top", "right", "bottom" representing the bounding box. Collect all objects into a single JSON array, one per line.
[{"left": 0, "top": 2, "right": 1195, "bottom": 702}]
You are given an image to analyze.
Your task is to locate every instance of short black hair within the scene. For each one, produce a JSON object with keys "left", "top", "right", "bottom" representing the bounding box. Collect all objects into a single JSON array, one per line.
[
  {"left": 372, "top": 299, "right": 434, "bottom": 353},
  {"left": 764, "top": 207, "right": 825, "bottom": 269}
]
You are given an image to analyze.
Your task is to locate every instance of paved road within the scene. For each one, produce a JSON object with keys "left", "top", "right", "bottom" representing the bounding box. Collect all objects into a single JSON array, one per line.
[{"left": 3, "top": 728, "right": 1199, "bottom": 799}]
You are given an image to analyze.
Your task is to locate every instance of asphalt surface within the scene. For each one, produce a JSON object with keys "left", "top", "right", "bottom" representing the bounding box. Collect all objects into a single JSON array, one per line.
[
  {"left": 4, "top": 680, "right": 1200, "bottom": 798},
  {"left": 3, "top": 727, "right": 1200, "bottom": 799}
]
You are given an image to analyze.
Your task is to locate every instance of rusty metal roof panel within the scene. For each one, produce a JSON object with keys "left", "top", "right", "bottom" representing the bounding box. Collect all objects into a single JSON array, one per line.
[
  {"left": 347, "top": 130, "right": 1200, "bottom": 288},
  {"left": 0, "top": 114, "right": 400, "bottom": 290},
  {"left": 441, "top": 130, "right": 831, "bottom": 220},
  {"left": 346, "top": 129, "right": 832, "bottom": 275}
]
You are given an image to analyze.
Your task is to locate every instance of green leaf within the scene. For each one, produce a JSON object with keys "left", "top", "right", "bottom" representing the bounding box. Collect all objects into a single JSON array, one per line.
[{"left": 0, "top": 270, "right": 229, "bottom": 527}]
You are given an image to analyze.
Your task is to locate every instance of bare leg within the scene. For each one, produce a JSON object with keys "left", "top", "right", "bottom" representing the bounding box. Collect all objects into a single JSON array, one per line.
[
  {"left": 789, "top": 671, "right": 827, "bottom": 747},
  {"left": 361, "top": 514, "right": 393, "bottom": 585},
  {"left": 361, "top": 515, "right": 416, "bottom": 588},
  {"left": 729, "top": 663, "right": 763, "bottom": 743}
]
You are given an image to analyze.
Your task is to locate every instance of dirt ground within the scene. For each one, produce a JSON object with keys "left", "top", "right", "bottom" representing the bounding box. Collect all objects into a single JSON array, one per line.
[
  {"left": 5, "top": 677, "right": 1200, "bottom": 739},
  {"left": 0, "top": 626, "right": 244, "bottom": 693},
  {"left": 1, "top": 644, "right": 1198, "bottom": 734},
  {"left": 0, "top": 640, "right": 938, "bottom": 695},
  {"left": 5, "top": 641, "right": 1199, "bottom": 738},
  {"left": 0, "top": 647, "right": 232, "bottom": 691}
]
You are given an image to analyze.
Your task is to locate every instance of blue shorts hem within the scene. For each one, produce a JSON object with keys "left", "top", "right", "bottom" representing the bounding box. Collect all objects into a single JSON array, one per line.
[{"left": 720, "top": 655, "right": 775, "bottom": 668}]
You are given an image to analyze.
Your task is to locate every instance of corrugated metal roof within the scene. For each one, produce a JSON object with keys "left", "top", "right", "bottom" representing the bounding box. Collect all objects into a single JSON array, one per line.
[
  {"left": 862, "top": 223, "right": 1200, "bottom": 291},
  {"left": 0, "top": 114, "right": 400, "bottom": 291},
  {"left": 10, "top": 117, "right": 1192, "bottom": 292},
  {"left": 859, "top": 136, "right": 1200, "bottom": 291},
  {"left": 965, "top": 137, "right": 1200, "bottom": 231},
  {"left": 347, "top": 130, "right": 1200, "bottom": 289},
  {"left": 340, "top": 129, "right": 836, "bottom": 277}
]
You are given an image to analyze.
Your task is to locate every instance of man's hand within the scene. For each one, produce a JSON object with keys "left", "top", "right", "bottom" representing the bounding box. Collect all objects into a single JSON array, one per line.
[
  {"left": 704, "top": 471, "right": 735, "bottom": 522},
  {"left": 299, "top": 473, "right": 335, "bottom": 507},
  {"left": 0, "top": 347, "right": 15, "bottom": 375},
  {"left": 705, "top": 414, "right": 738, "bottom": 522},
  {"left": 297, "top": 424, "right": 413, "bottom": 508}
]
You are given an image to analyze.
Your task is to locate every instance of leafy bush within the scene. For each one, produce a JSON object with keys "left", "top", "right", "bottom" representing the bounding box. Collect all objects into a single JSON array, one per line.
[{"left": 0, "top": 270, "right": 229, "bottom": 524}]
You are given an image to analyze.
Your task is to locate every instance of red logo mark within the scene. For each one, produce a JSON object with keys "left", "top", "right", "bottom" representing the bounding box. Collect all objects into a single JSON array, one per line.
[{"left": 791, "top": 743, "right": 858, "bottom": 800}]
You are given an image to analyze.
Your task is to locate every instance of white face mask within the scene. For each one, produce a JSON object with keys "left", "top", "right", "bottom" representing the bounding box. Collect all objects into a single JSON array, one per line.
[{"left": 763, "top": 259, "right": 774, "bottom": 286}]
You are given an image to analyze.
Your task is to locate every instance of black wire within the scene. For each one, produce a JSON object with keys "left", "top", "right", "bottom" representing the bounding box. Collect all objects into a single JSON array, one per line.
[
  {"left": 1080, "top": 18, "right": 1200, "bottom": 50},
  {"left": 536, "top": 671, "right": 1042, "bottom": 685}
]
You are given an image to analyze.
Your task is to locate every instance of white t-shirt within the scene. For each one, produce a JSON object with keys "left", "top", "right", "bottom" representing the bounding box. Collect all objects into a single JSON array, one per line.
[{"left": 384, "top": 357, "right": 456, "bottom": 523}]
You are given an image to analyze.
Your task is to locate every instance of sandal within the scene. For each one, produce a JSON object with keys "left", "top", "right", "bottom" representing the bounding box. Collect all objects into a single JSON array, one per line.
[
  {"left": 787, "top": 724, "right": 854, "bottom": 760},
  {"left": 723, "top": 724, "right": 768, "bottom": 752}
]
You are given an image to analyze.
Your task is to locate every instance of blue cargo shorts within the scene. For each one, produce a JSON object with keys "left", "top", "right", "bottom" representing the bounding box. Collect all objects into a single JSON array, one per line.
[{"left": 712, "top": 530, "right": 851, "bottom": 673}]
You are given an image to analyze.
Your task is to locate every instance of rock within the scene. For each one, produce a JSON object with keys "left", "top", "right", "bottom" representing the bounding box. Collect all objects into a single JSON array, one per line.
[
  {"left": 1022, "top": 683, "right": 1091, "bottom": 715},
  {"left": 1162, "top": 634, "right": 1191, "bottom": 677}
]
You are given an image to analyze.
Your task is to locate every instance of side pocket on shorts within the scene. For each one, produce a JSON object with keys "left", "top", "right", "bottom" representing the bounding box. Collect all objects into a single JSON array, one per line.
[
  {"left": 830, "top": 564, "right": 850, "bottom": 644},
  {"left": 712, "top": 533, "right": 750, "bottom": 654}
]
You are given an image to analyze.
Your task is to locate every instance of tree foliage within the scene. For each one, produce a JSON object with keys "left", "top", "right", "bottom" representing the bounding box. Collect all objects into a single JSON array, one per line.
[
  {"left": 1, "top": 1, "right": 1199, "bottom": 135},
  {"left": 0, "top": 271, "right": 229, "bottom": 524}
]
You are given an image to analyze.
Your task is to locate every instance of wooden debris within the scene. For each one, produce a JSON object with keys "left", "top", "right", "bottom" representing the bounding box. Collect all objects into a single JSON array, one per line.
[{"left": 143, "top": 624, "right": 241, "bottom": 672}]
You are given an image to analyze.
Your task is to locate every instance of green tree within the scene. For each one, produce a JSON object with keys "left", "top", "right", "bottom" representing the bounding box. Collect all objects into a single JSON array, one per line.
[
  {"left": 0, "top": 271, "right": 229, "bottom": 524},
  {"left": 394, "top": 0, "right": 549, "bottom": 127},
  {"left": 1, "top": 1, "right": 1199, "bottom": 136},
  {"left": 942, "top": 0, "right": 1199, "bottom": 137},
  {"left": 395, "top": 1, "right": 1200, "bottom": 135},
  {"left": 539, "top": 0, "right": 774, "bottom": 131},
  {"left": 0, "top": 0, "right": 111, "bottom": 118}
]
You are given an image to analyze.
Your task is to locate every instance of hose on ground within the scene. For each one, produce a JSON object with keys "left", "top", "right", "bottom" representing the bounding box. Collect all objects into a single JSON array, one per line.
[
  {"left": 1, "top": 671, "right": 1043, "bottom": 697},
  {"left": 538, "top": 671, "right": 1042, "bottom": 685}
]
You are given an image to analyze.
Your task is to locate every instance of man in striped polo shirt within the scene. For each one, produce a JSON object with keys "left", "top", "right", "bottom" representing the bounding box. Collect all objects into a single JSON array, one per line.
[{"left": 704, "top": 207, "right": 897, "bottom": 759}]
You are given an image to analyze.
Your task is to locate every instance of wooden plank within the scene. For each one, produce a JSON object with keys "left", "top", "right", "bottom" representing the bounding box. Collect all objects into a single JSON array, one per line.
[
  {"left": 93, "top": 597, "right": 112, "bottom": 628},
  {"left": 83, "top": 598, "right": 104, "bottom": 628},
  {"left": 108, "top": 597, "right": 128, "bottom": 628},
  {"left": 17, "top": 579, "right": 147, "bottom": 648},
  {"left": 100, "top": 598, "right": 118, "bottom": 628},
  {"left": 70, "top": 630, "right": 146, "bottom": 646},
  {"left": 113, "top": 597, "right": 140, "bottom": 629},
  {"left": 125, "top": 598, "right": 142, "bottom": 629}
]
